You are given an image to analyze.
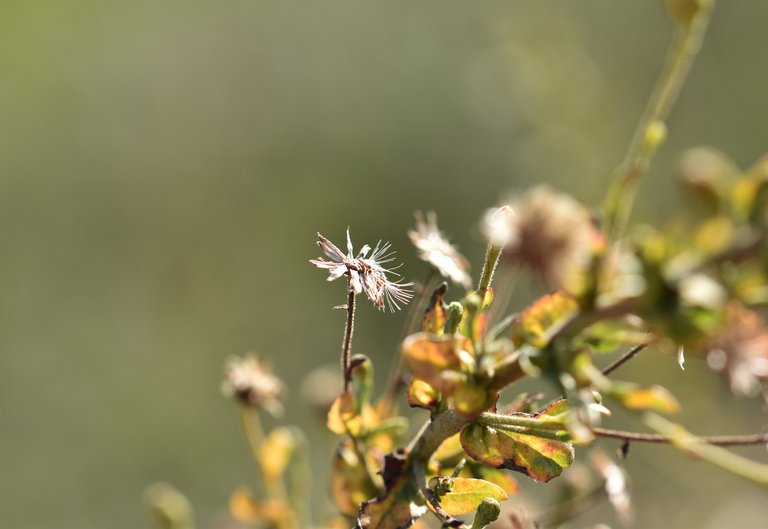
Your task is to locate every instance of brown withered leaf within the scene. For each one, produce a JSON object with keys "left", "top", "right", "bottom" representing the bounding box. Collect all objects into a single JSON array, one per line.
[
  {"left": 460, "top": 423, "right": 574, "bottom": 483},
  {"left": 422, "top": 283, "right": 448, "bottom": 335},
  {"left": 355, "top": 479, "right": 426, "bottom": 529},
  {"left": 332, "top": 440, "right": 380, "bottom": 516}
]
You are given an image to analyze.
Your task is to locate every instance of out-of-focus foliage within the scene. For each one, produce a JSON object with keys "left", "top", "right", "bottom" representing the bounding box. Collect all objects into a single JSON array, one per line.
[{"left": 3, "top": 1, "right": 768, "bottom": 529}]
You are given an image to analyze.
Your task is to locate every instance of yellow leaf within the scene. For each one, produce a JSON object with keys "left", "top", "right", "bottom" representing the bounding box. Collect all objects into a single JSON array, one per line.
[
  {"left": 450, "top": 381, "right": 496, "bottom": 418},
  {"left": 432, "top": 433, "right": 463, "bottom": 463},
  {"left": 422, "top": 284, "right": 448, "bottom": 335},
  {"left": 258, "top": 427, "right": 295, "bottom": 481},
  {"left": 407, "top": 379, "right": 440, "bottom": 410},
  {"left": 229, "top": 488, "right": 295, "bottom": 528},
  {"left": 620, "top": 385, "right": 680, "bottom": 415},
  {"left": 436, "top": 478, "right": 508, "bottom": 516},
  {"left": 327, "top": 391, "right": 371, "bottom": 436}
]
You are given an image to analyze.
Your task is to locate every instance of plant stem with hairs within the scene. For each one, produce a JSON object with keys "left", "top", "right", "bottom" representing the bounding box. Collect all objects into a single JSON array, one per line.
[{"left": 342, "top": 285, "right": 356, "bottom": 392}]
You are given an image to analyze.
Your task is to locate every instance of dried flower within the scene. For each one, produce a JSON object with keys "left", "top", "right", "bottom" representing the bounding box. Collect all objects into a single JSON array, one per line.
[
  {"left": 222, "top": 355, "right": 284, "bottom": 416},
  {"left": 591, "top": 449, "right": 633, "bottom": 525},
  {"left": 310, "top": 229, "right": 414, "bottom": 312},
  {"left": 480, "top": 205, "right": 517, "bottom": 248},
  {"left": 491, "top": 187, "right": 594, "bottom": 291},
  {"left": 706, "top": 303, "right": 768, "bottom": 397},
  {"left": 408, "top": 211, "right": 471, "bottom": 288}
]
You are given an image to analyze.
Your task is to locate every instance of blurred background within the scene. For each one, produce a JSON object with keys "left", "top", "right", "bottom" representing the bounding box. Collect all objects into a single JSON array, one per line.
[{"left": 1, "top": 1, "right": 766, "bottom": 528}]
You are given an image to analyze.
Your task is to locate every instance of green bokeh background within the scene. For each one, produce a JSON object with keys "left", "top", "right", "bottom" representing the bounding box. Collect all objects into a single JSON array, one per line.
[{"left": 1, "top": 1, "right": 766, "bottom": 528}]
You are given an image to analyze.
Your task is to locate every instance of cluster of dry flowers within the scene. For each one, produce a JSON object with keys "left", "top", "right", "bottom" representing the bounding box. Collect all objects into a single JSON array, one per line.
[{"left": 144, "top": 3, "right": 768, "bottom": 529}]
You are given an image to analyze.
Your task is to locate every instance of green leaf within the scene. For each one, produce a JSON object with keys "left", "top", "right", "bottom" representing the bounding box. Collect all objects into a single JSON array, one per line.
[
  {"left": 435, "top": 478, "right": 507, "bottom": 516},
  {"left": 460, "top": 423, "right": 574, "bottom": 483},
  {"left": 581, "top": 320, "right": 637, "bottom": 353},
  {"left": 449, "top": 380, "right": 496, "bottom": 418}
]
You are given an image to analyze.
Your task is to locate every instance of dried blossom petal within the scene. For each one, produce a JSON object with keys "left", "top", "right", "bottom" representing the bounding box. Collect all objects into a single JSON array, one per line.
[
  {"left": 481, "top": 205, "right": 517, "bottom": 248},
  {"left": 706, "top": 303, "right": 768, "bottom": 396},
  {"left": 591, "top": 449, "right": 633, "bottom": 525},
  {"left": 311, "top": 229, "right": 414, "bottom": 312},
  {"left": 222, "top": 355, "right": 284, "bottom": 416},
  {"left": 491, "top": 187, "right": 594, "bottom": 291},
  {"left": 408, "top": 211, "right": 471, "bottom": 288}
]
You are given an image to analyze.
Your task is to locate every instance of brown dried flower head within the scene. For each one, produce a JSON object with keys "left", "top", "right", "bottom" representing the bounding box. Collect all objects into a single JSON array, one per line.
[
  {"left": 706, "top": 303, "right": 768, "bottom": 397},
  {"left": 222, "top": 355, "right": 284, "bottom": 416},
  {"left": 310, "top": 229, "right": 414, "bottom": 312},
  {"left": 408, "top": 211, "right": 471, "bottom": 288},
  {"left": 486, "top": 186, "right": 594, "bottom": 291}
]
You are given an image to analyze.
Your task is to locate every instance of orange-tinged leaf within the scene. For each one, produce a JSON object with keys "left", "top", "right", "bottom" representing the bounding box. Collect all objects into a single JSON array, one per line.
[
  {"left": 407, "top": 379, "right": 440, "bottom": 410},
  {"left": 460, "top": 423, "right": 574, "bottom": 483},
  {"left": 327, "top": 391, "right": 360, "bottom": 435},
  {"left": 402, "top": 333, "right": 474, "bottom": 391},
  {"left": 539, "top": 398, "right": 569, "bottom": 417},
  {"left": 230, "top": 488, "right": 295, "bottom": 528},
  {"left": 328, "top": 392, "right": 381, "bottom": 436},
  {"left": 480, "top": 288, "right": 494, "bottom": 310},
  {"left": 473, "top": 312, "right": 490, "bottom": 342},
  {"left": 620, "top": 385, "right": 680, "bottom": 415},
  {"left": 436, "top": 478, "right": 507, "bottom": 516},
  {"left": 512, "top": 291, "right": 578, "bottom": 348}
]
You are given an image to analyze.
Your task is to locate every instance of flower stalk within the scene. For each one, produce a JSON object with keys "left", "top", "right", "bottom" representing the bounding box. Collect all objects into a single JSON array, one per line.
[
  {"left": 603, "top": 0, "right": 715, "bottom": 240},
  {"left": 342, "top": 286, "right": 357, "bottom": 392}
]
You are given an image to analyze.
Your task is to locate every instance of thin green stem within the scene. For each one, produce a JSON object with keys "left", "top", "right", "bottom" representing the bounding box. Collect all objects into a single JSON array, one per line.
[
  {"left": 477, "top": 243, "right": 503, "bottom": 295},
  {"left": 603, "top": 1, "right": 715, "bottom": 240},
  {"left": 239, "top": 407, "right": 286, "bottom": 501},
  {"left": 643, "top": 413, "right": 768, "bottom": 487},
  {"left": 407, "top": 411, "right": 471, "bottom": 528}
]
